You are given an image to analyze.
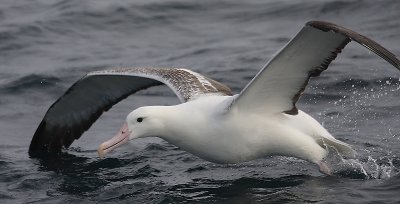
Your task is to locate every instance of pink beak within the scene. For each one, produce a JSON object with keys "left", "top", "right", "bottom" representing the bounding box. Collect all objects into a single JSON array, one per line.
[{"left": 97, "top": 122, "right": 131, "bottom": 158}]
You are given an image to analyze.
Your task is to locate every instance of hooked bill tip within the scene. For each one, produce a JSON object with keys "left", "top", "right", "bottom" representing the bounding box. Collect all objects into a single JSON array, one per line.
[
  {"left": 97, "top": 146, "right": 105, "bottom": 159},
  {"left": 96, "top": 122, "right": 131, "bottom": 159}
]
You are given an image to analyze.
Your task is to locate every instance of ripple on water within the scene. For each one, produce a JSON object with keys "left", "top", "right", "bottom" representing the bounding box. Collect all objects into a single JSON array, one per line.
[
  {"left": 162, "top": 176, "right": 309, "bottom": 203},
  {"left": 185, "top": 165, "right": 208, "bottom": 173},
  {"left": 0, "top": 74, "right": 61, "bottom": 94}
]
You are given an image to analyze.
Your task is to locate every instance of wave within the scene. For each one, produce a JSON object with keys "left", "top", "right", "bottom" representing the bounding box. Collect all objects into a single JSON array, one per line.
[{"left": 0, "top": 74, "right": 61, "bottom": 94}]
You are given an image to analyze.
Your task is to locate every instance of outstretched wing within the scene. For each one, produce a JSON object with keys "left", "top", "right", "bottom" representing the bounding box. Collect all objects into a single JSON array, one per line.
[
  {"left": 231, "top": 21, "right": 400, "bottom": 115},
  {"left": 29, "top": 67, "right": 232, "bottom": 157}
]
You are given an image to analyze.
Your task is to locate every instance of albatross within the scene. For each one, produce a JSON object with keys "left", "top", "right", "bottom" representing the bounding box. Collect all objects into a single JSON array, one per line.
[{"left": 29, "top": 21, "right": 400, "bottom": 174}]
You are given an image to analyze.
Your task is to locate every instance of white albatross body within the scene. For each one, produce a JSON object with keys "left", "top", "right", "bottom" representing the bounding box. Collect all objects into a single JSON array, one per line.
[
  {"left": 135, "top": 95, "right": 330, "bottom": 165},
  {"left": 29, "top": 21, "right": 400, "bottom": 175}
]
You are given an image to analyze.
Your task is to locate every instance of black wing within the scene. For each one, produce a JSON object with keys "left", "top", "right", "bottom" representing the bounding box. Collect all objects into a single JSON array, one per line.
[{"left": 29, "top": 67, "right": 232, "bottom": 157}]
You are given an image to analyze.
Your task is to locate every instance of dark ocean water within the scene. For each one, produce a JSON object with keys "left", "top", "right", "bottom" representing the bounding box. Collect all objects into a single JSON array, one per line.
[{"left": 1, "top": 0, "right": 400, "bottom": 203}]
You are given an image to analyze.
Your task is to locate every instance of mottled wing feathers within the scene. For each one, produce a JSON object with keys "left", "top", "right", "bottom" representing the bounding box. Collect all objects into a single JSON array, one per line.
[
  {"left": 231, "top": 21, "right": 400, "bottom": 115},
  {"left": 29, "top": 67, "right": 232, "bottom": 156},
  {"left": 88, "top": 67, "right": 232, "bottom": 102}
]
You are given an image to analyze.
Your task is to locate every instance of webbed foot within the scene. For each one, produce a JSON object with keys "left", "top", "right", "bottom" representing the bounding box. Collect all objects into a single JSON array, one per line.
[{"left": 318, "top": 161, "right": 332, "bottom": 175}]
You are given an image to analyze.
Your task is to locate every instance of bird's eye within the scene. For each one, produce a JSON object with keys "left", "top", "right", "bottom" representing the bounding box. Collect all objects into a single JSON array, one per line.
[{"left": 137, "top": 117, "right": 143, "bottom": 123}]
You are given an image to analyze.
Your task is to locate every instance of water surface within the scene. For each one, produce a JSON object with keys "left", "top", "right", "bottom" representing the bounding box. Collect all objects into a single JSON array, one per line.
[{"left": 1, "top": 0, "right": 400, "bottom": 203}]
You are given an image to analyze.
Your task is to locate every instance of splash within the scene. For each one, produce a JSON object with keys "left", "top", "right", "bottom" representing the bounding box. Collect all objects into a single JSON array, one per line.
[{"left": 323, "top": 145, "right": 399, "bottom": 179}]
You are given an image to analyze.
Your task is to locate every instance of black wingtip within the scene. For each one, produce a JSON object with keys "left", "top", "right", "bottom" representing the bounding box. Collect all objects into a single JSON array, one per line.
[
  {"left": 306, "top": 21, "right": 339, "bottom": 32},
  {"left": 28, "top": 120, "right": 62, "bottom": 158},
  {"left": 306, "top": 20, "right": 400, "bottom": 70}
]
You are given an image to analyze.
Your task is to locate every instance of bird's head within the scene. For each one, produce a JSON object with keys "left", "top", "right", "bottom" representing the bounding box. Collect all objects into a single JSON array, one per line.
[{"left": 97, "top": 106, "right": 167, "bottom": 158}]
